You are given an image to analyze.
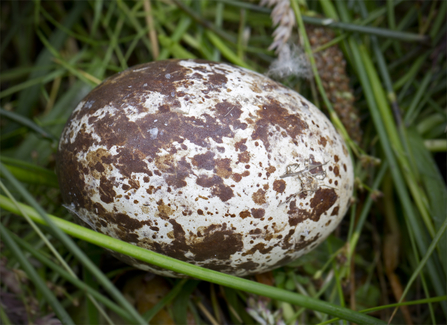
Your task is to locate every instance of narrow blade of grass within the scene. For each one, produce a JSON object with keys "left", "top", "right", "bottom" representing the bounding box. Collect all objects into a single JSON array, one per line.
[
  {"left": 0, "top": 164, "right": 148, "bottom": 325},
  {"left": 0, "top": 108, "right": 58, "bottom": 141},
  {"left": 10, "top": 232, "right": 134, "bottom": 323},
  {"left": 205, "top": 30, "right": 252, "bottom": 69},
  {"left": 144, "top": 278, "right": 187, "bottom": 322},
  {"left": 15, "top": 1, "right": 87, "bottom": 117},
  {"left": 0, "top": 224, "right": 75, "bottom": 325},
  {"left": 0, "top": 195, "right": 388, "bottom": 325},
  {"left": 408, "top": 128, "right": 447, "bottom": 275},
  {"left": 172, "top": 280, "right": 200, "bottom": 324},
  {"left": 301, "top": 15, "right": 429, "bottom": 43},
  {"left": 0, "top": 157, "right": 58, "bottom": 188}
]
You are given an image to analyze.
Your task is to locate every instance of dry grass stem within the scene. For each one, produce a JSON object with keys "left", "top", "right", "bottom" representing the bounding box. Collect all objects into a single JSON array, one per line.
[{"left": 143, "top": 0, "right": 159, "bottom": 59}]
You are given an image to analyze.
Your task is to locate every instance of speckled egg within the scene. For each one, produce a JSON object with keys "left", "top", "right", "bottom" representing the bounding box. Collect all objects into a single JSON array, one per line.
[{"left": 57, "top": 59, "right": 354, "bottom": 277}]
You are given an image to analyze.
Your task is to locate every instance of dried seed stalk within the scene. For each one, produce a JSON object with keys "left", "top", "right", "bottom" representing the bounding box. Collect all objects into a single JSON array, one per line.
[
  {"left": 260, "top": 0, "right": 296, "bottom": 52},
  {"left": 306, "top": 25, "right": 363, "bottom": 144}
]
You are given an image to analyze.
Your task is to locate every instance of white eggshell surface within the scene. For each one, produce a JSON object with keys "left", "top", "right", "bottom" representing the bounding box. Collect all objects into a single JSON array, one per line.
[{"left": 57, "top": 59, "right": 354, "bottom": 277}]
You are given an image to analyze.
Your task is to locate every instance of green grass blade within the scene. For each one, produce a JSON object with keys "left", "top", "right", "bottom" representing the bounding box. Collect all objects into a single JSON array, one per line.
[
  {"left": 144, "top": 278, "right": 188, "bottom": 322},
  {"left": 116, "top": 0, "right": 153, "bottom": 57},
  {"left": 15, "top": 1, "right": 87, "bottom": 117},
  {"left": 38, "top": 6, "right": 99, "bottom": 46},
  {"left": 0, "top": 195, "right": 388, "bottom": 325},
  {"left": 392, "top": 217, "right": 447, "bottom": 316},
  {"left": 404, "top": 71, "right": 433, "bottom": 125},
  {"left": 0, "top": 158, "right": 58, "bottom": 188},
  {"left": 213, "top": 2, "right": 224, "bottom": 61},
  {"left": 12, "top": 81, "right": 91, "bottom": 164},
  {"left": 0, "top": 69, "right": 65, "bottom": 100},
  {"left": 359, "top": 45, "right": 433, "bottom": 235},
  {"left": 350, "top": 23, "right": 447, "bottom": 323},
  {"left": 317, "top": 296, "right": 447, "bottom": 325},
  {"left": 0, "top": 164, "right": 148, "bottom": 325},
  {"left": 0, "top": 303, "right": 13, "bottom": 325},
  {"left": 205, "top": 30, "right": 252, "bottom": 69},
  {"left": 301, "top": 15, "right": 429, "bottom": 43},
  {"left": 0, "top": 108, "right": 57, "bottom": 141},
  {"left": 11, "top": 232, "right": 133, "bottom": 323},
  {"left": 318, "top": 1, "right": 446, "bottom": 317},
  {"left": 0, "top": 224, "right": 75, "bottom": 325},
  {"left": 36, "top": 30, "right": 100, "bottom": 87},
  {"left": 172, "top": 0, "right": 236, "bottom": 44},
  {"left": 102, "top": 15, "right": 127, "bottom": 70},
  {"left": 172, "top": 280, "right": 200, "bottom": 324},
  {"left": 349, "top": 161, "right": 388, "bottom": 256},
  {"left": 355, "top": 2, "right": 445, "bottom": 282},
  {"left": 408, "top": 128, "right": 447, "bottom": 275}
]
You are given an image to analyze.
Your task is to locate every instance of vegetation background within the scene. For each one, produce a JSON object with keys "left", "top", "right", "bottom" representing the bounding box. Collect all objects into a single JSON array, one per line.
[{"left": 0, "top": 0, "right": 446, "bottom": 324}]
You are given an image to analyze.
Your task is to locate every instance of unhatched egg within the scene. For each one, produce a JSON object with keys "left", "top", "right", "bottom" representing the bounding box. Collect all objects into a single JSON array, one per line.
[{"left": 57, "top": 59, "right": 354, "bottom": 277}]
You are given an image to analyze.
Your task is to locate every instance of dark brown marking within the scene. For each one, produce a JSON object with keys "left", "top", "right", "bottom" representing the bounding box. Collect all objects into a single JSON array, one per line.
[
  {"left": 309, "top": 188, "right": 338, "bottom": 221},
  {"left": 214, "top": 101, "right": 247, "bottom": 130},
  {"left": 238, "top": 151, "right": 250, "bottom": 163},
  {"left": 281, "top": 229, "right": 295, "bottom": 249},
  {"left": 211, "top": 184, "right": 234, "bottom": 202},
  {"left": 273, "top": 179, "right": 286, "bottom": 193},
  {"left": 252, "top": 98, "right": 308, "bottom": 151},
  {"left": 238, "top": 261, "right": 260, "bottom": 272},
  {"left": 242, "top": 243, "right": 274, "bottom": 256},
  {"left": 94, "top": 162, "right": 105, "bottom": 173},
  {"left": 157, "top": 199, "right": 174, "bottom": 219},
  {"left": 196, "top": 175, "right": 222, "bottom": 188},
  {"left": 235, "top": 138, "right": 248, "bottom": 152},
  {"left": 231, "top": 171, "right": 249, "bottom": 182},
  {"left": 266, "top": 166, "right": 276, "bottom": 178},
  {"left": 99, "top": 176, "right": 116, "bottom": 204},
  {"left": 161, "top": 221, "right": 243, "bottom": 262},
  {"left": 249, "top": 228, "right": 262, "bottom": 235},
  {"left": 164, "top": 157, "right": 191, "bottom": 189},
  {"left": 114, "top": 212, "right": 143, "bottom": 232},
  {"left": 215, "top": 158, "right": 232, "bottom": 179},
  {"left": 252, "top": 188, "right": 266, "bottom": 205},
  {"left": 192, "top": 151, "right": 215, "bottom": 170},
  {"left": 333, "top": 166, "right": 340, "bottom": 177},
  {"left": 294, "top": 233, "right": 321, "bottom": 251},
  {"left": 288, "top": 188, "right": 338, "bottom": 225},
  {"left": 318, "top": 136, "right": 327, "bottom": 147},
  {"left": 251, "top": 208, "right": 265, "bottom": 219},
  {"left": 239, "top": 210, "right": 251, "bottom": 218},
  {"left": 231, "top": 173, "right": 242, "bottom": 182},
  {"left": 93, "top": 202, "right": 107, "bottom": 216},
  {"left": 196, "top": 175, "right": 234, "bottom": 202},
  {"left": 309, "top": 154, "right": 324, "bottom": 175}
]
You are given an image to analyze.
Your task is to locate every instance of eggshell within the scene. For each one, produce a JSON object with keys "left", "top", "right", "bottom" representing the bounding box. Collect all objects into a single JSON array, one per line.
[{"left": 57, "top": 59, "right": 354, "bottom": 277}]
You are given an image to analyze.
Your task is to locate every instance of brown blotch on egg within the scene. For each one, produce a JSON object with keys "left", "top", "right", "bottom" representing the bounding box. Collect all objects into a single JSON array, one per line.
[{"left": 252, "top": 189, "right": 267, "bottom": 205}]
